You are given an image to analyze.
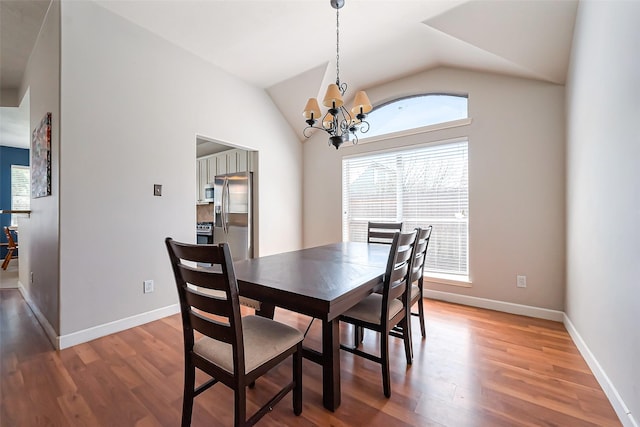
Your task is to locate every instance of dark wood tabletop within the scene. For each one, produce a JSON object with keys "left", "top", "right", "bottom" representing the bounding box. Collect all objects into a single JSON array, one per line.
[
  {"left": 233, "top": 242, "right": 390, "bottom": 411},
  {"left": 235, "top": 242, "right": 389, "bottom": 320}
]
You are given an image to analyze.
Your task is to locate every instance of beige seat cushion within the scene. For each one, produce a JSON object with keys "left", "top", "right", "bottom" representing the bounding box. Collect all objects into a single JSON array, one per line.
[
  {"left": 193, "top": 315, "right": 303, "bottom": 374},
  {"left": 342, "top": 293, "right": 404, "bottom": 324}
]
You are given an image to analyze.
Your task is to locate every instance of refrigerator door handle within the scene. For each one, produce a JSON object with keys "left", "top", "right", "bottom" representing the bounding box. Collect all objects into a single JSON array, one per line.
[
  {"left": 223, "top": 177, "right": 229, "bottom": 234},
  {"left": 221, "top": 177, "right": 226, "bottom": 234}
]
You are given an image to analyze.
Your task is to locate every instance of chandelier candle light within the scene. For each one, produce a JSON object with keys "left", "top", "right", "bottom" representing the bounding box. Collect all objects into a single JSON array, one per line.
[{"left": 302, "top": 0, "right": 372, "bottom": 150}]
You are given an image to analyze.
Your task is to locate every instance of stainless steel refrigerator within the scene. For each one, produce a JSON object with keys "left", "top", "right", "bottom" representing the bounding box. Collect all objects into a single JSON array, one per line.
[{"left": 213, "top": 172, "right": 252, "bottom": 261}]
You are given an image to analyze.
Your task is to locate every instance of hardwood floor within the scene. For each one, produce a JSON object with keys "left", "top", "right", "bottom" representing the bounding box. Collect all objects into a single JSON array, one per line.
[
  {"left": 1, "top": 289, "right": 621, "bottom": 426},
  {"left": 0, "top": 261, "right": 18, "bottom": 289}
]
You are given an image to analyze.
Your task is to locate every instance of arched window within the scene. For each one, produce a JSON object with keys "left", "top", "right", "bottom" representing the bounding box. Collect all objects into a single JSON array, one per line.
[
  {"left": 363, "top": 94, "right": 468, "bottom": 140},
  {"left": 342, "top": 93, "right": 471, "bottom": 282}
]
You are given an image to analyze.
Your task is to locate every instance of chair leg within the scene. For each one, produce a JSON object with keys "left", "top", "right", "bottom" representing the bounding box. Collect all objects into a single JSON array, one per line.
[
  {"left": 354, "top": 325, "right": 364, "bottom": 347},
  {"left": 401, "top": 317, "right": 413, "bottom": 365},
  {"left": 381, "top": 331, "right": 391, "bottom": 398},
  {"left": 417, "top": 296, "right": 426, "bottom": 338},
  {"left": 2, "top": 248, "right": 13, "bottom": 270},
  {"left": 234, "top": 387, "right": 247, "bottom": 427},
  {"left": 182, "top": 363, "right": 196, "bottom": 427},
  {"left": 293, "top": 344, "right": 303, "bottom": 416},
  {"left": 405, "top": 304, "right": 414, "bottom": 362}
]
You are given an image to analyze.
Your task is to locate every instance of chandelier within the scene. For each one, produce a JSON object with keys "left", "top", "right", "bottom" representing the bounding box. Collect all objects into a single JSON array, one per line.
[{"left": 302, "top": 0, "right": 372, "bottom": 150}]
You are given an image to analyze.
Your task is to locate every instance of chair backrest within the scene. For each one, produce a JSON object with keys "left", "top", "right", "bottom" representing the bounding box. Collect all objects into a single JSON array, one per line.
[
  {"left": 381, "top": 230, "right": 417, "bottom": 314},
  {"left": 409, "top": 226, "right": 432, "bottom": 285},
  {"left": 367, "top": 222, "right": 403, "bottom": 245},
  {"left": 165, "top": 238, "right": 246, "bottom": 374},
  {"left": 4, "top": 227, "right": 16, "bottom": 248}
]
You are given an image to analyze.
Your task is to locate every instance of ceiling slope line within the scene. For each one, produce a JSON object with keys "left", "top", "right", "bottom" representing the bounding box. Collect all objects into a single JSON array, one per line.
[{"left": 420, "top": 20, "right": 558, "bottom": 85}]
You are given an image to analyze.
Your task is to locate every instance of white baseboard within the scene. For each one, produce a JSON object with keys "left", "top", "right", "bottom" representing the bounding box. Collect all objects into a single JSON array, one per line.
[
  {"left": 58, "top": 303, "right": 180, "bottom": 349},
  {"left": 18, "top": 281, "right": 180, "bottom": 350},
  {"left": 424, "top": 289, "right": 565, "bottom": 321},
  {"left": 18, "top": 281, "right": 58, "bottom": 349},
  {"left": 563, "top": 314, "right": 637, "bottom": 427}
]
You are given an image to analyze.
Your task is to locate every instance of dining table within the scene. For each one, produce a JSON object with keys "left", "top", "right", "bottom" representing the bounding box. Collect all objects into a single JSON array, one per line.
[{"left": 233, "top": 241, "right": 390, "bottom": 411}]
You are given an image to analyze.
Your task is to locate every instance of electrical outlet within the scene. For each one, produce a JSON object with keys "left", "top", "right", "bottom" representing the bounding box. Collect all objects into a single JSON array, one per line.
[
  {"left": 143, "top": 279, "right": 154, "bottom": 293},
  {"left": 517, "top": 275, "right": 527, "bottom": 288},
  {"left": 153, "top": 184, "right": 162, "bottom": 196}
]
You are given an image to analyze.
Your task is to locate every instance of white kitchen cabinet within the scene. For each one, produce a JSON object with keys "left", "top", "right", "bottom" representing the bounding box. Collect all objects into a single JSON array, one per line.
[
  {"left": 227, "top": 150, "right": 238, "bottom": 173},
  {"left": 238, "top": 150, "right": 248, "bottom": 172},
  {"left": 225, "top": 149, "right": 247, "bottom": 174},
  {"left": 216, "top": 153, "right": 227, "bottom": 175},
  {"left": 197, "top": 158, "right": 209, "bottom": 202},
  {"left": 206, "top": 156, "right": 217, "bottom": 185}
]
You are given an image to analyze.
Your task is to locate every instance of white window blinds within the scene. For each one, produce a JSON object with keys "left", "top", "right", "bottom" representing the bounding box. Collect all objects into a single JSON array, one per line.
[
  {"left": 11, "top": 165, "right": 30, "bottom": 226},
  {"left": 342, "top": 140, "right": 469, "bottom": 276}
]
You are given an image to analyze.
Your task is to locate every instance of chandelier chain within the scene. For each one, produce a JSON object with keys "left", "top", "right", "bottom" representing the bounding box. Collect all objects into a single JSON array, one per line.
[
  {"left": 335, "top": 8, "right": 340, "bottom": 86},
  {"left": 302, "top": 0, "right": 371, "bottom": 150}
]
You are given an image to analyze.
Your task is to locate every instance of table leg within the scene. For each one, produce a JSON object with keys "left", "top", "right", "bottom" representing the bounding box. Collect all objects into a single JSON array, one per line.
[
  {"left": 255, "top": 302, "right": 275, "bottom": 319},
  {"left": 322, "top": 318, "right": 341, "bottom": 411}
]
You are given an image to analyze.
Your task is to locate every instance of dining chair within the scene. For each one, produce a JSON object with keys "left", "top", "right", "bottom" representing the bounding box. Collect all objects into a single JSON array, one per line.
[
  {"left": 165, "top": 238, "right": 303, "bottom": 427},
  {"left": 389, "top": 226, "right": 432, "bottom": 359},
  {"left": 339, "top": 230, "right": 417, "bottom": 398},
  {"left": 355, "top": 221, "right": 403, "bottom": 344},
  {"left": 367, "top": 221, "right": 403, "bottom": 245},
  {"left": 1, "top": 227, "right": 18, "bottom": 270},
  {"left": 408, "top": 226, "right": 432, "bottom": 337}
]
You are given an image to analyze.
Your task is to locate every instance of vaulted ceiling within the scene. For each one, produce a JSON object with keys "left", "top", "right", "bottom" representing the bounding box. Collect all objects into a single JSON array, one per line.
[{"left": 0, "top": 0, "right": 578, "bottom": 148}]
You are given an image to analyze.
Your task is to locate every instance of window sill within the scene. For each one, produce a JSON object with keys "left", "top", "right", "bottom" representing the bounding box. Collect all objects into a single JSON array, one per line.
[{"left": 423, "top": 272, "right": 472, "bottom": 288}]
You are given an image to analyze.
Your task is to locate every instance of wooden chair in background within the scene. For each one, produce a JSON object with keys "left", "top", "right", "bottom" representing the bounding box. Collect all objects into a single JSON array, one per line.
[
  {"left": 367, "top": 221, "right": 403, "bottom": 245},
  {"left": 2, "top": 227, "right": 18, "bottom": 270},
  {"left": 165, "top": 238, "right": 303, "bottom": 427},
  {"left": 407, "top": 226, "right": 432, "bottom": 338},
  {"left": 353, "top": 221, "right": 404, "bottom": 345},
  {"left": 389, "top": 226, "right": 432, "bottom": 359},
  {"left": 355, "top": 221, "right": 404, "bottom": 344},
  {"left": 339, "top": 230, "right": 417, "bottom": 398}
]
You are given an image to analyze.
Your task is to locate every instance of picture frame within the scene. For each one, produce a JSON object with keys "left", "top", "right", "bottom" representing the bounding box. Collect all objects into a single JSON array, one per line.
[{"left": 31, "top": 112, "right": 52, "bottom": 198}]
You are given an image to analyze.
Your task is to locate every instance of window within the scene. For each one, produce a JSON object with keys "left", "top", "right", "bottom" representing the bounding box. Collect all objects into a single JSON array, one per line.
[
  {"left": 342, "top": 139, "right": 469, "bottom": 278},
  {"left": 11, "top": 165, "right": 30, "bottom": 226},
  {"left": 363, "top": 94, "right": 468, "bottom": 140}
]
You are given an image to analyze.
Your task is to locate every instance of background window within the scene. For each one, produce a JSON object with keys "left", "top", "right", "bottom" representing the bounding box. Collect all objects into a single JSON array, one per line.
[
  {"left": 363, "top": 94, "right": 468, "bottom": 140},
  {"left": 11, "top": 165, "right": 30, "bottom": 226},
  {"left": 342, "top": 140, "right": 469, "bottom": 277}
]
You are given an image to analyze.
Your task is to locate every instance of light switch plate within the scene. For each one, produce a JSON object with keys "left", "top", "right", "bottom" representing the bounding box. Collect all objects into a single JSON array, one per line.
[
  {"left": 154, "top": 184, "right": 162, "bottom": 196},
  {"left": 143, "top": 280, "right": 154, "bottom": 293}
]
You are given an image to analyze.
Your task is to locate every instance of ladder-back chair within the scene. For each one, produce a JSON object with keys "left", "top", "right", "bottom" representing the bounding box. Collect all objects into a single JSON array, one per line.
[{"left": 165, "top": 238, "right": 303, "bottom": 426}]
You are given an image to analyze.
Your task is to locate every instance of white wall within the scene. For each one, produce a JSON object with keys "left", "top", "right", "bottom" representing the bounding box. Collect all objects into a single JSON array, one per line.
[
  {"left": 303, "top": 67, "right": 566, "bottom": 311},
  {"left": 57, "top": 1, "right": 302, "bottom": 338},
  {"left": 566, "top": 1, "right": 640, "bottom": 424},
  {"left": 18, "top": 0, "right": 60, "bottom": 334}
]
